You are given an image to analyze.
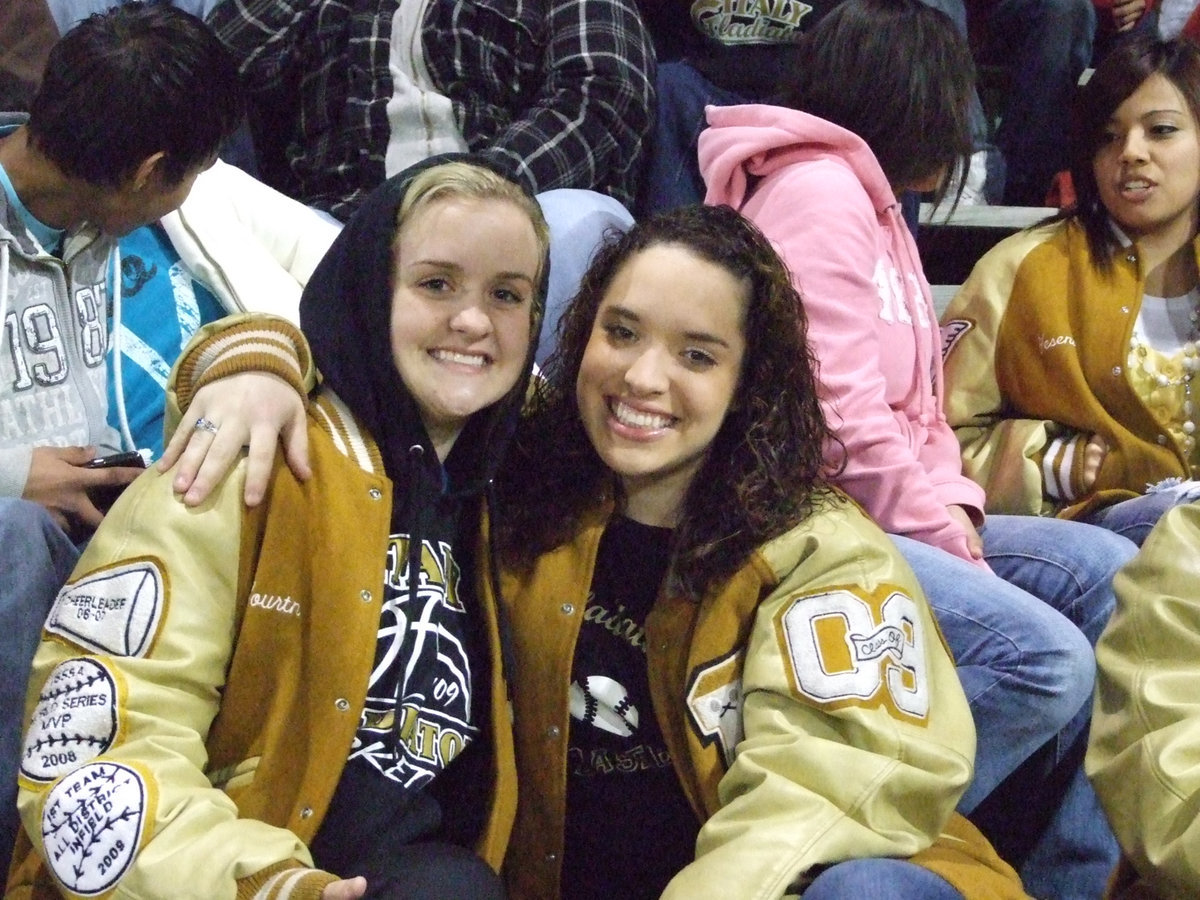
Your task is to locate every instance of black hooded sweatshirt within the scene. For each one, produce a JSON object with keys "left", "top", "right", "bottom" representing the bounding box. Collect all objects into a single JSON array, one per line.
[{"left": 298, "top": 154, "right": 544, "bottom": 877}]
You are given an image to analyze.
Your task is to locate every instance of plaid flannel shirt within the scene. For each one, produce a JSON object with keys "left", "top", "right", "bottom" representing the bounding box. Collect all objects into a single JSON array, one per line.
[{"left": 209, "top": 0, "right": 655, "bottom": 219}]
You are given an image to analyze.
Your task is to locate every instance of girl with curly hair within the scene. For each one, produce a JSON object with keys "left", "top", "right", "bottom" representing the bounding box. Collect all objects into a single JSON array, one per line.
[
  {"left": 494, "top": 204, "right": 1023, "bottom": 900},
  {"left": 700, "top": 0, "right": 1136, "bottom": 895}
]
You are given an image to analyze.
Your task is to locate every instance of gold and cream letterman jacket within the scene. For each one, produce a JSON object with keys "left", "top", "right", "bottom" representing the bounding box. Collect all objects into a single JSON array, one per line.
[
  {"left": 501, "top": 489, "right": 1026, "bottom": 900},
  {"left": 1087, "top": 501, "right": 1200, "bottom": 900},
  {"left": 7, "top": 385, "right": 518, "bottom": 899},
  {"left": 941, "top": 219, "right": 1200, "bottom": 520}
]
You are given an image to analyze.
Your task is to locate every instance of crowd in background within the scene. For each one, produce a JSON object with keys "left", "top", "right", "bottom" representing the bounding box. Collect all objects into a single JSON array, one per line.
[{"left": 3, "top": 1, "right": 1200, "bottom": 899}]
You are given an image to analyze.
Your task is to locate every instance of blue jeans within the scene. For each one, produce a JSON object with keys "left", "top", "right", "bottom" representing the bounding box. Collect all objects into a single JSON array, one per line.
[
  {"left": 804, "top": 858, "right": 962, "bottom": 899},
  {"left": 536, "top": 189, "right": 634, "bottom": 364},
  {"left": 928, "top": 0, "right": 1095, "bottom": 205},
  {"left": 894, "top": 514, "right": 1131, "bottom": 899},
  {"left": 0, "top": 499, "right": 80, "bottom": 877},
  {"left": 1079, "top": 483, "right": 1200, "bottom": 546}
]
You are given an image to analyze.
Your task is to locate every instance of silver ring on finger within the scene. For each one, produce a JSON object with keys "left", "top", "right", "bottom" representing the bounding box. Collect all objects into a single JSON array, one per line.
[{"left": 193, "top": 416, "right": 220, "bottom": 435}]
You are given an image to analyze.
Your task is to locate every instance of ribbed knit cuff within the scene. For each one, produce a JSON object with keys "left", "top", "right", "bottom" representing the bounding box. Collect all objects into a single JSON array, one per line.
[
  {"left": 176, "top": 318, "right": 311, "bottom": 414},
  {"left": 238, "top": 860, "right": 339, "bottom": 900},
  {"left": 1042, "top": 433, "right": 1090, "bottom": 502}
]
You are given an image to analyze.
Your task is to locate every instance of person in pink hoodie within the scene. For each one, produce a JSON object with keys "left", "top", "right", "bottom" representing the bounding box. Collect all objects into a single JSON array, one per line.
[{"left": 698, "top": 0, "right": 1134, "bottom": 897}]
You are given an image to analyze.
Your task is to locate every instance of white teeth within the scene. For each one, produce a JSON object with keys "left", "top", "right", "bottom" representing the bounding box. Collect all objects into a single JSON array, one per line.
[
  {"left": 612, "top": 400, "right": 672, "bottom": 429},
  {"left": 432, "top": 349, "right": 486, "bottom": 367},
  {"left": 1122, "top": 179, "right": 1151, "bottom": 191}
]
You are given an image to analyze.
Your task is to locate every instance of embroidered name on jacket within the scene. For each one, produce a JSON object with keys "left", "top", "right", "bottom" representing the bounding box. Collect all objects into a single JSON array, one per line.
[
  {"left": 1038, "top": 333, "right": 1077, "bottom": 351},
  {"left": 777, "top": 584, "right": 929, "bottom": 722},
  {"left": 248, "top": 593, "right": 302, "bottom": 617}
]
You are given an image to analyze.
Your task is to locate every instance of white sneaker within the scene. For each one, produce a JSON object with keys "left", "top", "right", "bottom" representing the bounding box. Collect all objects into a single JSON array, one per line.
[{"left": 933, "top": 150, "right": 990, "bottom": 213}]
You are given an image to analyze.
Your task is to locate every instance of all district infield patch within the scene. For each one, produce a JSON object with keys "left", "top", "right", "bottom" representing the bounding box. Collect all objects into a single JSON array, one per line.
[
  {"left": 21, "top": 658, "right": 122, "bottom": 785},
  {"left": 42, "top": 761, "right": 151, "bottom": 896},
  {"left": 45, "top": 560, "right": 166, "bottom": 657},
  {"left": 777, "top": 586, "right": 930, "bottom": 723}
]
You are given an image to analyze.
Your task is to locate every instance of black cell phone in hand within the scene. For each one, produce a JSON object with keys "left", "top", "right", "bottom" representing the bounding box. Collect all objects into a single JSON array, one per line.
[
  {"left": 85, "top": 450, "right": 148, "bottom": 513},
  {"left": 84, "top": 450, "right": 149, "bottom": 470}
]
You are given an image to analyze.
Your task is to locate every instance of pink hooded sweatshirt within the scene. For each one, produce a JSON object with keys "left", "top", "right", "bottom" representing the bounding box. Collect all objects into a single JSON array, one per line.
[{"left": 699, "top": 104, "right": 987, "bottom": 565}]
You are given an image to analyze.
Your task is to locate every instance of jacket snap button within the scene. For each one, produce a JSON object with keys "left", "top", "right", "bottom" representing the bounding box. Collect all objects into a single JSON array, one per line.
[
  {"left": 361, "top": 589, "right": 372, "bottom": 602},
  {"left": 368, "top": 488, "right": 383, "bottom": 500},
  {"left": 1157, "top": 434, "right": 1168, "bottom": 445},
  {"left": 300, "top": 806, "right": 313, "bottom": 819},
  {"left": 545, "top": 852, "right": 558, "bottom": 862},
  {"left": 560, "top": 603, "right": 574, "bottom": 615},
  {"left": 1112, "top": 366, "right": 1122, "bottom": 376},
  {"left": 547, "top": 725, "right": 560, "bottom": 738},
  {"left": 335, "top": 698, "right": 350, "bottom": 711}
]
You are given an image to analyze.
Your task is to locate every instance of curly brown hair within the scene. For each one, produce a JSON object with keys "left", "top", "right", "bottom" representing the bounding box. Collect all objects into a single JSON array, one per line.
[{"left": 495, "top": 204, "right": 834, "bottom": 600}]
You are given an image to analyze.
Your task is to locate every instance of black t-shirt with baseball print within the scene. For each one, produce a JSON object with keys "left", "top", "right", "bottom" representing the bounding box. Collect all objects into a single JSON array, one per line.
[{"left": 560, "top": 517, "right": 700, "bottom": 899}]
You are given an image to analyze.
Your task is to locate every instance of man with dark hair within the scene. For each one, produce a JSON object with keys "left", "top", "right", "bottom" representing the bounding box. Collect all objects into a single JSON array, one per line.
[
  {"left": 0, "top": 2, "right": 245, "bottom": 877},
  {"left": 0, "top": 0, "right": 243, "bottom": 524}
]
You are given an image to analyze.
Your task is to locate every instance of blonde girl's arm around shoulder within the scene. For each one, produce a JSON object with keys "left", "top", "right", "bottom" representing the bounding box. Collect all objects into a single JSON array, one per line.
[
  {"left": 13, "top": 459, "right": 339, "bottom": 899},
  {"left": 1087, "top": 502, "right": 1200, "bottom": 899},
  {"left": 941, "top": 233, "right": 1085, "bottom": 515},
  {"left": 661, "top": 501, "right": 974, "bottom": 900},
  {"left": 159, "top": 312, "right": 318, "bottom": 507}
]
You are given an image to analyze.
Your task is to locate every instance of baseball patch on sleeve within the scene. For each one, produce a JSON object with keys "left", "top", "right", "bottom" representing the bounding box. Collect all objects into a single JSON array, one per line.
[
  {"left": 21, "top": 658, "right": 122, "bottom": 785},
  {"left": 777, "top": 586, "right": 930, "bottom": 722},
  {"left": 685, "top": 650, "right": 744, "bottom": 768},
  {"left": 46, "top": 559, "right": 167, "bottom": 657},
  {"left": 42, "top": 761, "right": 150, "bottom": 895},
  {"left": 940, "top": 318, "right": 973, "bottom": 359}
]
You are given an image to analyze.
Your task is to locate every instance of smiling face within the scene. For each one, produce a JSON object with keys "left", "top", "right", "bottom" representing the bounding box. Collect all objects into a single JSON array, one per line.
[
  {"left": 575, "top": 243, "right": 748, "bottom": 527},
  {"left": 1094, "top": 72, "right": 1200, "bottom": 248},
  {"left": 389, "top": 195, "right": 540, "bottom": 458}
]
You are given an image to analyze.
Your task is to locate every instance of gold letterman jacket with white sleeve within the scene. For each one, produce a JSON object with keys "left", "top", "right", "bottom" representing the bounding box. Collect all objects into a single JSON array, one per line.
[
  {"left": 941, "top": 219, "right": 1200, "bottom": 520},
  {"left": 1087, "top": 501, "right": 1200, "bottom": 900},
  {"left": 7, "top": 375, "right": 518, "bottom": 900},
  {"left": 500, "top": 488, "right": 1027, "bottom": 900}
]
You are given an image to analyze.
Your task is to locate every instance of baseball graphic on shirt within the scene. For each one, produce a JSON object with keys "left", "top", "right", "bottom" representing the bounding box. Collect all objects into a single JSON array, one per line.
[
  {"left": 21, "top": 657, "right": 120, "bottom": 784},
  {"left": 42, "top": 761, "right": 148, "bottom": 895},
  {"left": 570, "top": 675, "right": 639, "bottom": 737}
]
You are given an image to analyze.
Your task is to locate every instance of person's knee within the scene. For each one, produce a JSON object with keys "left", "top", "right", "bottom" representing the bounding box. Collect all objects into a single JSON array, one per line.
[
  {"left": 806, "top": 858, "right": 963, "bottom": 900},
  {"left": 0, "top": 498, "right": 57, "bottom": 540}
]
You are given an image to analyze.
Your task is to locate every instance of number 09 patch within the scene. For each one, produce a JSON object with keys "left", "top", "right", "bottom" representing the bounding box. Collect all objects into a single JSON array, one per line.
[{"left": 778, "top": 587, "right": 929, "bottom": 722}]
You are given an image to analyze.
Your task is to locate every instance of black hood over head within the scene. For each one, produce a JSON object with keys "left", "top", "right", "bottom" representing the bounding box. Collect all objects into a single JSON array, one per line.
[{"left": 299, "top": 153, "right": 546, "bottom": 496}]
